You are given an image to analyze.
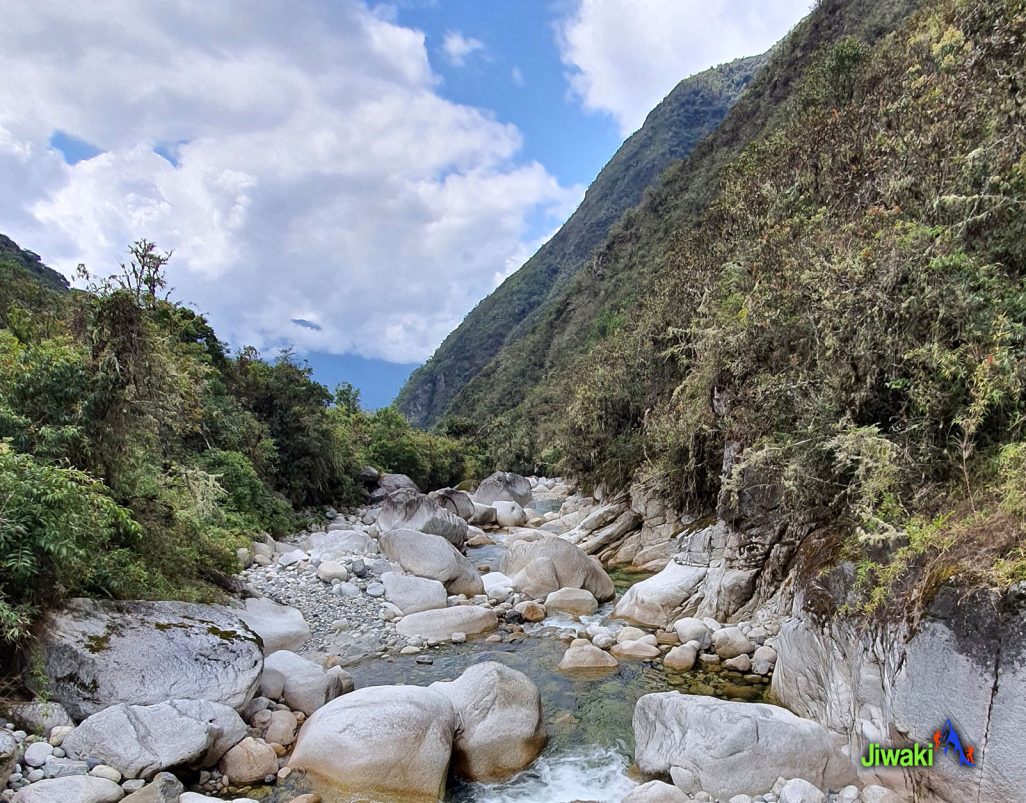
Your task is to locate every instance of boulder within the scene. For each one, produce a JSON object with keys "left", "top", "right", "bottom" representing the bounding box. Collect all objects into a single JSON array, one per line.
[
  {"left": 396, "top": 607, "right": 498, "bottom": 641},
  {"left": 430, "top": 662, "right": 546, "bottom": 781},
  {"left": 611, "top": 641, "right": 661, "bottom": 660},
  {"left": 32, "top": 599, "right": 262, "bottom": 720},
  {"left": 428, "top": 488, "right": 476, "bottom": 521},
  {"left": 260, "top": 651, "right": 353, "bottom": 716},
  {"left": 308, "top": 530, "right": 377, "bottom": 560},
  {"left": 493, "top": 501, "right": 528, "bottom": 528},
  {"left": 263, "top": 709, "right": 298, "bottom": 746},
  {"left": 237, "top": 597, "right": 310, "bottom": 654},
  {"left": 1, "top": 730, "right": 17, "bottom": 788},
  {"left": 778, "top": 778, "right": 826, "bottom": 803},
  {"left": 369, "top": 473, "right": 419, "bottom": 503},
  {"left": 1, "top": 702, "right": 74, "bottom": 734},
  {"left": 514, "top": 601, "right": 546, "bottom": 622},
  {"left": 11, "top": 776, "right": 125, "bottom": 803},
  {"left": 469, "top": 502, "right": 497, "bottom": 526},
  {"left": 473, "top": 471, "right": 532, "bottom": 507},
  {"left": 120, "top": 771, "right": 183, "bottom": 802},
  {"left": 622, "top": 780, "right": 689, "bottom": 802},
  {"left": 672, "top": 617, "right": 712, "bottom": 649},
  {"left": 288, "top": 685, "right": 456, "bottom": 802},
  {"left": 378, "top": 488, "right": 468, "bottom": 549},
  {"left": 633, "top": 693, "right": 855, "bottom": 798},
  {"left": 500, "top": 536, "right": 615, "bottom": 601},
  {"left": 379, "top": 529, "right": 484, "bottom": 597},
  {"left": 544, "top": 588, "right": 599, "bottom": 617},
  {"left": 613, "top": 562, "right": 706, "bottom": 627},
  {"left": 663, "top": 644, "right": 697, "bottom": 671},
  {"left": 63, "top": 699, "right": 246, "bottom": 780},
  {"left": 558, "top": 643, "right": 619, "bottom": 671},
  {"left": 711, "top": 626, "right": 753, "bottom": 659},
  {"left": 382, "top": 572, "right": 448, "bottom": 614},
  {"left": 218, "top": 737, "right": 278, "bottom": 784},
  {"left": 315, "top": 560, "right": 348, "bottom": 582}
]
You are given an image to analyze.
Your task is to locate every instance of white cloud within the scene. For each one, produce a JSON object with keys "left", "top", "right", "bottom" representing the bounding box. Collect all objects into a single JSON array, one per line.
[
  {"left": 441, "top": 30, "right": 484, "bottom": 67},
  {"left": 557, "top": 0, "right": 812, "bottom": 136},
  {"left": 511, "top": 67, "right": 525, "bottom": 86},
  {"left": 0, "top": 1, "right": 578, "bottom": 363}
]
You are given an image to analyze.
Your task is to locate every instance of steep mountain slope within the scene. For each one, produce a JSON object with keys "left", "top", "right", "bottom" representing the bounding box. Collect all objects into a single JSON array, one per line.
[
  {"left": 397, "top": 55, "right": 765, "bottom": 426},
  {"left": 0, "top": 233, "right": 69, "bottom": 291}
]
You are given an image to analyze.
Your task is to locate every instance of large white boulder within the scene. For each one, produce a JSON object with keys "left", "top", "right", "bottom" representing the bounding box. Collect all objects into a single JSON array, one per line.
[
  {"left": 308, "top": 529, "right": 377, "bottom": 560},
  {"left": 379, "top": 529, "right": 484, "bottom": 597},
  {"left": 63, "top": 700, "right": 246, "bottom": 780},
  {"left": 259, "top": 650, "right": 353, "bottom": 716},
  {"left": 493, "top": 501, "right": 528, "bottom": 528},
  {"left": 558, "top": 643, "right": 619, "bottom": 671},
  {"left": 396, "top": 607, "right": 498, "bottom": 641},
  {"left": 382, "top": 572, "right": 448, "bottom": 614},
  {"left": 544, "top": 588, "right": 599, "bottom": 617},
  {"left": 12, "top": 776, "right": 125, "bottom": 803},
  {"left": 236, "top": 597, "right": 310, "bottom": 654},
  {"left": 378, "top": 489, "right": 468, "bottom": 549},
  {"left": 500, "top": 535, "right": 615, "bottom": 601},
  {"left": 430, "top": 662, "right": 546, "bottom": 781},
  {"left": 613, "top": 562, "right": 707, "bottom": 627},
  {"left": 288, "top": 685, "right": 456, "bottom": 802},
  {"left": 473, "top": 471, "right": 532, "bottom": 507},
  {"left": 32, "top": 599, "right": 263, "bottom": 720},
  {"left": 633, "top": 693, "right": 855, "bottom": 798}
]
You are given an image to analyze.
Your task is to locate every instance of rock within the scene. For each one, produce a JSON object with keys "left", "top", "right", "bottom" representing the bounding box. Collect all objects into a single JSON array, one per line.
[
  {"left": 0, "top": 702, "right": 74, "bottom": 735},
  {"left": 379, "top": 529, "right": 484, "bottom": 597},
  {"left": 558, "top": 643, "right": 619, "bottom": 671},
  {"left": 473, "top": 472, "right": 532, "bottom": 507},
  {"left": 493, "top": 501, "right": 528, "bottom": 528},
  {"left": 712, "top": 627, "right": 754, "bottom": 659},
  {"left": 289, "top": 685, "right": 456, "bottom": 802},
  {"left": 277, "top": 549, "right": 307, "bottom": 566},
  {"left": 544, "top": 588, "right": 598, "bottom": 617},
  {"left": 469, "top": 502, "right": 497, "bottom": 526},
  {"left": 777, "top": 778, "right": 825, "bottom": 803},
  {"left": 616, "top": 626, "right": 647, "bottom": 643},
  {"left": 237, "top": 597, "right": 310, "bottom": 654},
  {"left": 672, "top": 618, "right": 712, "bottom": 649},
  {"left": 23, "top": 742, "right": 54, "bottom": 767},
  {"left": 613, "top": 562, "right": 707, "bottom": 627},
  {"left": 663, "top": 644, "right": 698, "bottom": 671},
  {"left": 633, "top": 694, "right": 854, "bottom": 798},
  {"left": 260, "top": 651, "right": 353, "bottom": 716},
  {"left": 621, "top": 780, "right": 689, "bottom": 802},
  {"left": 33, "top": 599, "right": 262, "bottom": 720},
  {"left": 264, "top": 710, "right": 298, "bottom": 746},
  {"left": 382, "top": 572, "right": 448, "bottom": 614},
  {"left": 396, "top": 607, "right": 498, "bottom": 641},
  {"left": 611, "top": 641, "right": 661, "bottom": 660},
  {"left": 481, "top": 572, "right": 514, "bottom": 594},
  {"left": 752, "top": 645, "right": 777, "bottom": 674},
  {"left": 0, "top": 731, "right": 17, "bottom": 788},
  {"left": 120, "top": 771, "right": 183, "bottom": 802},
  {"left": 500, "top": 536, "right": 615, "bottom": 601},
  {"left": 724, "top": 654, "right": 751, "bottom": 672},
  {"left": 11, "top": 776, "right": 124, "bottom": 802},
  {"left": 430, "top": 662, "right": 546, "bottom": 781},
  {"left": 63, "top": 699, "right": 246, "bottom": 780},
  {"left": 315, "top": 561, "right": 348, "bottom": 582},
  {"left": 218, "top": 737, "right": 278, "bottom": 784},
  {"left": 378, "top": 489, "right": 468, "bottom": 549},
  {"left": 860, "top": 785, "right": 902, "bottom": 803},
  {"left": 514, "top": 601, "right": 546, "bottom": 622},
  {"left": 428, "top": 488, "right": 476, "bottom": 521},
  {"left": 369, "top": 472, "right": 419, "bottom": 503},
  {"left": 88, "top": 765, "right": 121, "bottom": 783},
  {"left": 308, "top": 530, "right": 376, "bottom": 560}
]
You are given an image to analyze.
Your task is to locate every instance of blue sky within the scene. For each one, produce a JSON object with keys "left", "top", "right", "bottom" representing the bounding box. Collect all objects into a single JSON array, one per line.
[{"left": 3, "top": 0, "right": 810, "bottom": 410}]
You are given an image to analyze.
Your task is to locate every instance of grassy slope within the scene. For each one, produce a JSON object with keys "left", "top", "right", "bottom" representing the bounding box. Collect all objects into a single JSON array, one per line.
[{"left": 396, "top": 55, "right": 765, "bottom": 427}]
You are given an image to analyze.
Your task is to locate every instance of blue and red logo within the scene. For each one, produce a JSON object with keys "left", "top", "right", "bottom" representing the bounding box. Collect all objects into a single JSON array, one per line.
[{"left": 933, "top": 719, "right": 975, "bottom": 767}]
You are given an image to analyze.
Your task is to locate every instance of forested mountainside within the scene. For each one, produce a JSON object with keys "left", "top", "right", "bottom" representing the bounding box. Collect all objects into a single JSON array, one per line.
[
  {"left": 429, "top": 0, "right": 1026, "bottom": 596},
  {"left": 397, "top": 54, "right": 766, "bottom": 427},
  {"left": 0, "top": 240, "right": 480, "bottom": 646}
]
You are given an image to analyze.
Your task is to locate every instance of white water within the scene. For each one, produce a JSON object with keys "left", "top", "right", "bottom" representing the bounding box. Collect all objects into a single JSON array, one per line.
[{"left": 453, "top": 745, "right": 638, "bottom": 803}]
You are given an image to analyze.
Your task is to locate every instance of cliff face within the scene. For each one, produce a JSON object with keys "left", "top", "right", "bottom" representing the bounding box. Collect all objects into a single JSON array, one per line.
[
  {"left": 397, "top": 55, "right": 765, "bottom": 427},
  {"left": 0, "top": 234, "right": 69, "bottom": 291}
]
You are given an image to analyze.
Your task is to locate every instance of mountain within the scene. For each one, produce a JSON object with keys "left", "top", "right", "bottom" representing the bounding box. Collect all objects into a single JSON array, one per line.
[
  {"left": 0, "top": 233, "right": 69, "bottom": 291},
  {"left": 397, "top": 54, "right": 766, "bottom": 427}
]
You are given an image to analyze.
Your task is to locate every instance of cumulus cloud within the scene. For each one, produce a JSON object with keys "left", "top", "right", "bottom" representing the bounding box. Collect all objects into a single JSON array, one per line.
[
  {"left": 442, "top": 30, "right": 484, "bottom": 66},
  {"left": 0, "top": 1, "right": 577, "bottom": 362},
  {"left": 557, "top": 0, "right": 812, "bottom": 135}
]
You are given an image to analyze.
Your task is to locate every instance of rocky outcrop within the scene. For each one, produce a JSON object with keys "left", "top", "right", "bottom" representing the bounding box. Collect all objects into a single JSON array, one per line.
[
  {"left": 633, "top": 693, "right": 855, "bottom": 798},
  {"left": 379, "top": 529, "right": 483, "bottom": 597},
  {"left": 473, "top": 472, "right": 532, "bottom": 507},
  {"left": 378, "top": 489, "right": 468, "bottom": 549},
  {"left": 32, "top": 600, "right": 263, "bottom": 721},
  {"left": 500, "top": 535, "right": 615, "bottom": 601}
]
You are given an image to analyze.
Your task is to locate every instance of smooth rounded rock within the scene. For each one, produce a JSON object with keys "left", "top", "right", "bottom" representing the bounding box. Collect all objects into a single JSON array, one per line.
[
  {"left": 544, "top": 588, "right": 598, "bottom": 617},
  {"left": 557, "top": 643, "right": 619, "bottom": 671},
  {"left": 396, "top": 607, "right": 498, "bottom": 642},
  {"left": 11, "top": 776, "right": 124, "bottom": 803},
  {"left": 218, "top": 737, "right": 278, "bottom": 785}
]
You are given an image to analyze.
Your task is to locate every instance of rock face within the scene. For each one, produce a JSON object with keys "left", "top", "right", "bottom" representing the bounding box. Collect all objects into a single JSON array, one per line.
[
  {"left": 428, "top": 488, "right": 476, "bottom": 521},
  {"left": 236, "top": 597, "right": 310, "bottom": 654},
  {"left": 500, "top": 535, "right": 615, "bottom": 601},
  {"left": 260, "top": 650, "right": 353, "bottom": 716},
  {"left": 430, "top": 662, "right": 546, "bottom": 781},
  {"left": 33, "top": 599, "right": 263, "bottom": 720},
  {"left": 63, "top": 699, "right": 246, "bottom": 780},
  {"left": 633, "top": 693, "right": 855, "bottom": 799},
  {"left": 382, "top": 571, "right": 448, "bottom": 614},
  {"left": 288, "top": 685, "right": 457, "bottom": 802},
  {"left": 379, "top": 529, "right": 484, "bottom": 597},
  {"left": 11, "top": 776, "right": 125, "bottom": 803},
  {"left": 473, "top": 472, "right": 532, "bottom": 507},
  {"left": 378, "top": 489, "right": 468, "bottom": 549},
  {"left": 396, "top": 607, "right": 498, "bottom": 641}
]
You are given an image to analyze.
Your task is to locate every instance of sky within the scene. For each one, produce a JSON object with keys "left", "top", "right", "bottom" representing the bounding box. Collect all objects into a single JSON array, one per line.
[{"left": 0, "top": 0, "right": 811, "bottom": 409}]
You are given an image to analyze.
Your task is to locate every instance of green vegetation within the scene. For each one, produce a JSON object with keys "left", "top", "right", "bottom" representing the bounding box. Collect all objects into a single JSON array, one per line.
[
  {"left": 397, "top": 54, "right": 766, "bottom": 427},
  {"left": 0, "top": 239, "right": 477, "bottom": 645}
]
